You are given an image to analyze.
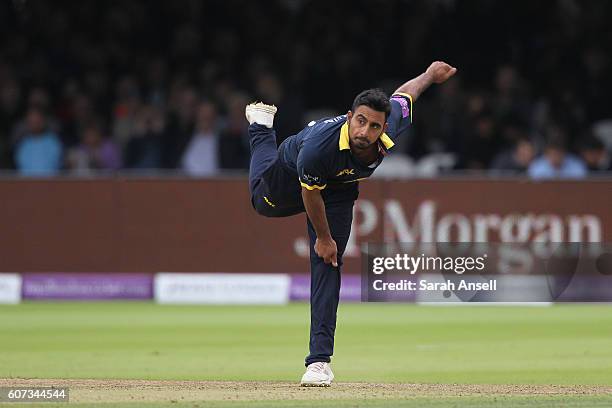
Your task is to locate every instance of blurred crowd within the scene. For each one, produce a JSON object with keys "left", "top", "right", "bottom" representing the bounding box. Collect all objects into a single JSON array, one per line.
[{"left": 1, "top": 0, "right": 611, "bottom": 178}]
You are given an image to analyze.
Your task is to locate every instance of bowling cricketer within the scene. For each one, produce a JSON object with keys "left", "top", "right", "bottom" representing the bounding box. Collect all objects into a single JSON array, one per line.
[{"left": 245, "top": 61, "right": 457, "bottom": 386}]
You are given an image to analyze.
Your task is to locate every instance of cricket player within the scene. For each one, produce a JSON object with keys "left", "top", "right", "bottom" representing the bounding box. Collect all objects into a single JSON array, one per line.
[{"left": 245, "top": 61, "right": 457, "bottom": 386}]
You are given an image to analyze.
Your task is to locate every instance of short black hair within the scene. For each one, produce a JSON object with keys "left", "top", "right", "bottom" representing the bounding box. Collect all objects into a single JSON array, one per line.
[{"left": 351, "top": 89, "right": 391, "bottom": 120}]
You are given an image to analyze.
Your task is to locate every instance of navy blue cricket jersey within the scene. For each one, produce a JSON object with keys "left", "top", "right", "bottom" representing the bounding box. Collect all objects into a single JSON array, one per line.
[{"left": 278, "top": 93, "right": 413, "bottom": 191}]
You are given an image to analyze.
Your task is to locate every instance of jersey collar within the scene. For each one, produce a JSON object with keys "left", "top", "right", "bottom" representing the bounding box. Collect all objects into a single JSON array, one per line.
[
  {"left": 339, "top": 122, "right": 350, "bottom": 150},
  {"left": 338, "top": 121, "right": 395, "bottom": 151}
]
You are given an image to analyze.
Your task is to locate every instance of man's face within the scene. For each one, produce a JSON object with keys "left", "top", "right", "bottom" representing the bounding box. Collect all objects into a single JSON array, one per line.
[
  {"left": 26, "top": 110, "right": 46, "bottom": 135},
  {"left": 347, "top": 105, "right": 387, "bottom": 150},
  {"left": 545, "top": 147, "right": 565, "bottom": 168},
  {"left": 514, "top": 140, "right": 535, "bottom": 166}
]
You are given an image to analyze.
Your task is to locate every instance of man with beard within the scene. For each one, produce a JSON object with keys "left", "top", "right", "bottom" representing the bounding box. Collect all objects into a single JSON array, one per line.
[{"left": 245, "top": 61, "right": 457, "bottom": 386}]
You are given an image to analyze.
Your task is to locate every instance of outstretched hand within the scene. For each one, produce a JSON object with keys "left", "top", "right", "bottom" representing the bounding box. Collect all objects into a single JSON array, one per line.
[{"left": 426, "top": 61, "right": 457, "bottom": 84}]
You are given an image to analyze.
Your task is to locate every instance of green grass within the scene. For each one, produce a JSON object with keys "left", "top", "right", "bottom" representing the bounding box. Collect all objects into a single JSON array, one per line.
[
  {"left": 0, "top": 302, "right": 611, "bottom": 383},
  {"left": 1, "top": 302, "right": 612, "bottom": 407}
]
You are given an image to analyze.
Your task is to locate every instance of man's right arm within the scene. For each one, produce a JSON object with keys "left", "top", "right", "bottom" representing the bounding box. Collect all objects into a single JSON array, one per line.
[
  {"left": 301, "top": 187, "right": 338, "bottom": 267},
  {"left": 297, "top": 143, "right": 338, "bottom": 267}
]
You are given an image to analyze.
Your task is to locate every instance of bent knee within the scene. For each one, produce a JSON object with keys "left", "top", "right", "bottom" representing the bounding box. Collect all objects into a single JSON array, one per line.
[{"left": 252, "top": 195, "right": 277, "bottom": 217}]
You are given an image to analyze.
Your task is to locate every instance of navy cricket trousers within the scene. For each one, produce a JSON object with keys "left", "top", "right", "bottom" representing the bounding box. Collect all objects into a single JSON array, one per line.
[{"left": 248, "top": 123, "right": 355, "bottom": 366}]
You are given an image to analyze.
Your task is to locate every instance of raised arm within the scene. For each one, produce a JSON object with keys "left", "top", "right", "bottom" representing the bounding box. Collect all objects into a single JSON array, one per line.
[{"left": 393, "top": 61, "right": 457, "bottom": 102}]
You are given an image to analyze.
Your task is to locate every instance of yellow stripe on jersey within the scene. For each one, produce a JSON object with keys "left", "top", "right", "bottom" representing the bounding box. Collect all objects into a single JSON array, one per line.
[
  {"left": 339, "top": 122, "right": 350, "bottom": 150},
  {"left": 342, "top": 177, "right": 368, "bottom": 183},
  {"left": 263, "top": 196, "right": 276, "bottom": 207}
]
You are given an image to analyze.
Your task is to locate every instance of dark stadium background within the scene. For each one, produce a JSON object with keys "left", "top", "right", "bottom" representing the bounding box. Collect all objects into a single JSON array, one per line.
[{"left": 1, "top": 0, "right": 610, "bottom": 175}]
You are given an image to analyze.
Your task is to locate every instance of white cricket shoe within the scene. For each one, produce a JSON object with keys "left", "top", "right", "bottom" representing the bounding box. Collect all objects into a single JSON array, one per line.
[
  {"left": 300, "top": 362, "right": 334, "bottom": 387},
  {"left": 324, "top": 363, "right": 335, "bottom": 382},
  {"left": 245, "top": 102, "right": 277, "bottom": 128}
]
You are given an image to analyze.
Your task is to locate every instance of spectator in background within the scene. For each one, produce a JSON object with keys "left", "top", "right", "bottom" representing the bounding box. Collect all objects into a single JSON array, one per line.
[
  {"left": 112, "top": 76, "right": 142, "bottom": 150},
  {"left": 181, "top": 101, "right": 219, "bottom": 176},
  {"left": 528, "top": 130, "right": 587, "bottom": 179},
  {"left": 57, "top": 92, "right": 95, "bottom": 148},
  {"left": 162, "top": 85, "right": 197, "bottom": 168},
  {"left": 11, "top": 88, "right": 61, "bottom": 143},
  {"left": 0, "top": 1, "right": 610, "bottom": 176},
  {"left": 491, "top": 136, "right": 536, "bottom": 174},
  {"left": 66, "top": 120, "right": 121, "bottom": 172},
  {"left": 579, "top": 136, "right": 611, "bottom": 172},
  {"left": 218, "top": 93, "right": 250, "bottom": 170},
  {"left": 124, "top": 105, "right": 164, "bottom": 169},
  {"left": 14, "top": 108, "right": 63, "bottom": 175}
]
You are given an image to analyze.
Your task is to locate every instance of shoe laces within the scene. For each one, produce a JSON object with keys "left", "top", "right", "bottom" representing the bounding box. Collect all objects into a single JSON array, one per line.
[{"left": 308, "top": 362, "right": 326, "bottom": 373}]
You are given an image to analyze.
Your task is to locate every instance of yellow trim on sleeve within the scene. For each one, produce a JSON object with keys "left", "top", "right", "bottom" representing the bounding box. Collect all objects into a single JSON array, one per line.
[
  {"left": 392, "top": 92, "right": 413, "bottom": 103},
  {"left": 339, "top": 122, "right": 350, "bottom": 150},
  {"left": 300, "top": 181, "right": 327, "bottom": 190}
]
